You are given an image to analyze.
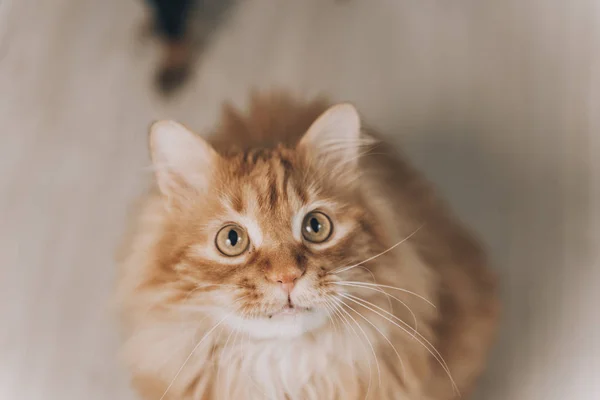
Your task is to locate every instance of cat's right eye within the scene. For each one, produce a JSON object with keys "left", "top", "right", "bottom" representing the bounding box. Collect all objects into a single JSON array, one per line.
[{"left": 215, "top": 224, "right": 250, "bottom": 257}]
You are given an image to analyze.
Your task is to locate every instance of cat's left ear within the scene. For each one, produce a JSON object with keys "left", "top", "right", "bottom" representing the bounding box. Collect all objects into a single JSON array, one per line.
[{"left": 298, "top": 103, "right": 365, "bottom": 173}]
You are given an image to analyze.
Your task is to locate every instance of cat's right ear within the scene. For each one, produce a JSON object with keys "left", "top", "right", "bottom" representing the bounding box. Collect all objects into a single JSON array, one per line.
[
  {"left": 298, "top": 103, "right": 366, "bottom": 180},
  {"left": 149, "top": 120, "right": 218, "bottom": 201}
]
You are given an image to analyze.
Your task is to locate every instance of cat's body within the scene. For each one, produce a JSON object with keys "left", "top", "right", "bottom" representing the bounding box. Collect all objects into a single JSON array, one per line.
[{"left": 117, "top": 92, "right": 499, "bottom": 400}]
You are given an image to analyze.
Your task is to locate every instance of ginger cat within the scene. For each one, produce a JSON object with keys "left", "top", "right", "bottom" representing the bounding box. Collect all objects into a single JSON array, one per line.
[{"left": 117, "top": 92, "right": 499, "bottom": 399}]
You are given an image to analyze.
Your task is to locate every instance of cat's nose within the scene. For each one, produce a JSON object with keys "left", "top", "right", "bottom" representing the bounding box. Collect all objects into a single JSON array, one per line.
[
  {"left": 279, "top": 281, "right": 295, "bottom": 295},
  {"left": 267, "top": 269, "right": 303, "bottom": 294}
]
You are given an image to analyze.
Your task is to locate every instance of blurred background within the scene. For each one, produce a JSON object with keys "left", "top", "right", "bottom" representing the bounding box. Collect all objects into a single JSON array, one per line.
[{"left": 0, "top": 0, "right": 598, "bottom": 399}]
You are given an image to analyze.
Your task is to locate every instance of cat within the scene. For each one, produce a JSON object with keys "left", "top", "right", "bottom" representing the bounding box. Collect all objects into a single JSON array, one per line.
[{"left": 116, "top": 91, "right": 500, "bottom": 400}]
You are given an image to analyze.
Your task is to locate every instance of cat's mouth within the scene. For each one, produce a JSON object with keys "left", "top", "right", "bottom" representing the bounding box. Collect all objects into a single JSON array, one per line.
[{"left": 268, "top": 304, "right": 312, "bottom": 319}]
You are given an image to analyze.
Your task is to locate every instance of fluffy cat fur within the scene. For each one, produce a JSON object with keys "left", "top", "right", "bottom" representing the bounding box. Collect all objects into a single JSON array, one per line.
[{"left": 117, "top": 92, "right": 499, "bottom": 400}]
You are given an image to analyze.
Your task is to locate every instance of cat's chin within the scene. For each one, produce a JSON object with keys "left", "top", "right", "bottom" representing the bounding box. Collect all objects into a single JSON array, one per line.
[{"left": 224, "top": 308, "right": 329, "bottom": 339}]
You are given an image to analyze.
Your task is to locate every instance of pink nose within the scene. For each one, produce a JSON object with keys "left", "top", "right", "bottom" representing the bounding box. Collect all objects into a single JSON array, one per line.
[{"left": 266, "top": 269, "right": 302, "bottom": 294}]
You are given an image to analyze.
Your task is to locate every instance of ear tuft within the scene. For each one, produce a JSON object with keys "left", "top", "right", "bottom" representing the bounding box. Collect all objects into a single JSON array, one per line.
[{"left": 149, "top": 120, "right": 217, "bottom": 199}]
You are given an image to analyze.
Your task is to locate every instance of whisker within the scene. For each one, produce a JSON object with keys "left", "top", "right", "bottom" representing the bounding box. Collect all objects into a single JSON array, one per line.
[
  {"left": 347, "top": 265, "right": 378, "bottom": 283},
  {"left": 217, "top": 313, "right": 243, "bottom": 391},
  {"left": 341, "top": 265, "right": 394, "bottom": 315},
  {"left": 182, "top": 287, "right": 204, "bottom": 303},
  {"left": 328, "top": 295, "right": 382, "bottom": 390},
  {"left": 159, "top": 311, "right": 234, "bottom": 400},
  {"left": 336, "top": 298, "right": 407, "bottom": 383},
  {"left": 325, "top": 296, "right": 373, "bottom": 400},
  {"left": 225, "top": 310, "right": 249, "bottom": 390},
  {"left": 159, "top": 296, "right": 249, "bottom": 400},
  {"left": 180, "top": 283, "right": 240, "bottom": 308},
  {"left": 333, "top": 281, "right": 436, "bottom": 308},
  {"left": 338, "top": 293, "right": 459, "bottom": 395},
  {"left": 330, "top": 224, "right": 424, "bottom": 275},
  {"left": 334, "top": 282, "right": 419, "bottom": 336},
  {"left": 341, "top": 293, "right": 447, "bottom": 369},
  {"left": 127, "top": 322, "right": 198, "bottom": 350},
  {"left": 324, "top": 294, "right": 358, "bottom": 340},
  {"left": 224, "top": 319, "right": 244, "bottom": 398},
  {"left": 321, "top": 298, "right": 341, "bottom": 335},
  {"left": 176, "top": 295, "right": 247, "bottom": 346}
]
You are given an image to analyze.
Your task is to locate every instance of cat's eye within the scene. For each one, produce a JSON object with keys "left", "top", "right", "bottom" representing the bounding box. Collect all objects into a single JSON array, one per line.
[
  {"left": 215, "top": 224, "right": 249, "bottom": 257},
  {"left": 302, "top": 211, "right": 333, "bottom": 243}
]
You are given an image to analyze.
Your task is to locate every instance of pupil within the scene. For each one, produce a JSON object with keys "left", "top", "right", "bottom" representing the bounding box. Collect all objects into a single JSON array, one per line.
[
  {"left": 310, "top": 217, "right": 320, "bottom": 233},
  {"left": 228, "top": 229, "right": 239, "bottom": 246}
]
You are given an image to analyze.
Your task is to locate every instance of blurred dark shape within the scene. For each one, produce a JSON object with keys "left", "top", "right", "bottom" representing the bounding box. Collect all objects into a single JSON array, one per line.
[{"left": 144, "top": 0, "right": 235, "bottom": 96}]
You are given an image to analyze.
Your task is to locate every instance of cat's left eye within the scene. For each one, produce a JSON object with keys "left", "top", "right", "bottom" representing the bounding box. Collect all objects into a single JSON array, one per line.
[
  {"left": 302, "top": 211, "right": 333, "bottom": 243},
  {"left": 215, "top": 224, "right": 249, "bottom": 256}
]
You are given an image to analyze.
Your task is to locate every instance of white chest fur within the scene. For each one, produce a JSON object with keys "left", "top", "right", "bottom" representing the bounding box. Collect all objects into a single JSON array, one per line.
[{"left": 212, "top": 325, "right": 370, "bottom": 400}]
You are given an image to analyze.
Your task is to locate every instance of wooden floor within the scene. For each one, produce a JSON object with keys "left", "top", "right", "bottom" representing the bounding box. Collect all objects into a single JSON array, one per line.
[{"left": 1, "top": 0, "right": 599, "bottom": 399}]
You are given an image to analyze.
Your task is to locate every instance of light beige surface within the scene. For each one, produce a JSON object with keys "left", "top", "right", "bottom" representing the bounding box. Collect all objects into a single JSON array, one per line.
[{"left": 1, "top": 0, "right": 599, "bottom": 399}]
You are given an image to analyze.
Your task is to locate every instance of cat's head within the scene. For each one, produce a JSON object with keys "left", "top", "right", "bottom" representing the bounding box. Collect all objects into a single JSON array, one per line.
[{"left": 149, "top": 104, "right": 383, "bottom": 338}]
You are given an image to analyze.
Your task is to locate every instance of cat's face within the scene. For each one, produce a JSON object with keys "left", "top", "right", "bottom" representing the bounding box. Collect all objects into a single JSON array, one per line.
[{"left": 150, "top": 105, "right": 380, "bottom": 338}]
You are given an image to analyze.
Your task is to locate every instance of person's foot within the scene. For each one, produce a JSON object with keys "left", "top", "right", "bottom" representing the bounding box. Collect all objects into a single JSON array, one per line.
[{"left": 155, "top": 40, "right": 192, "bottom": 96}]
